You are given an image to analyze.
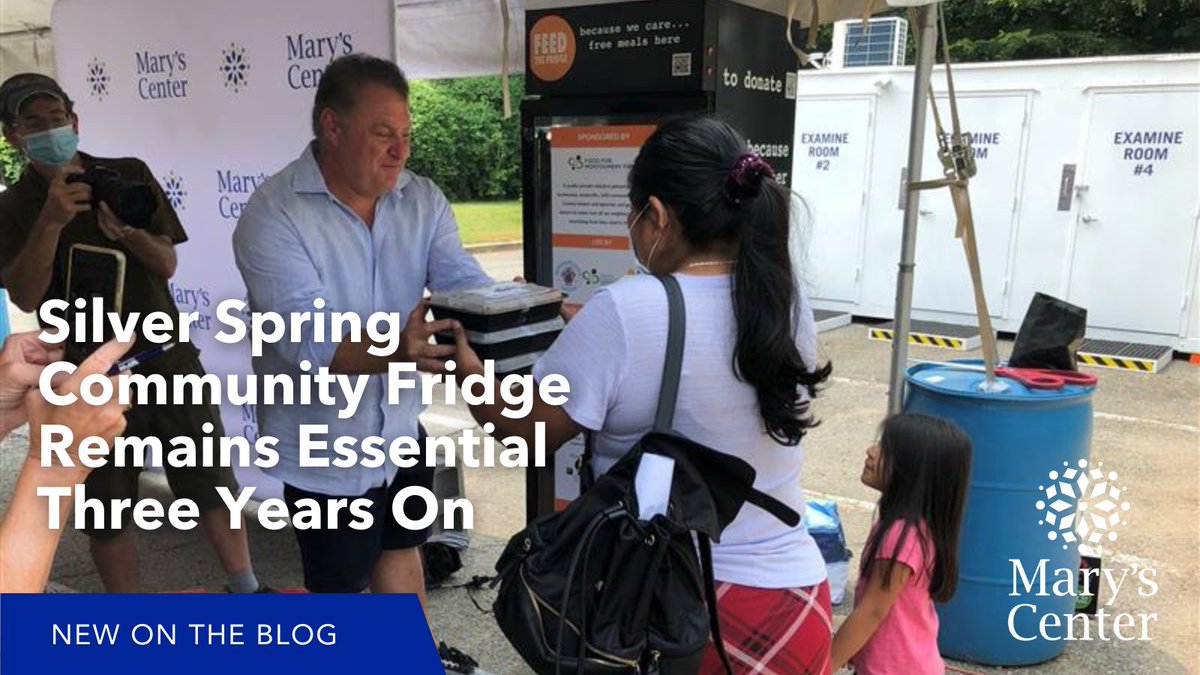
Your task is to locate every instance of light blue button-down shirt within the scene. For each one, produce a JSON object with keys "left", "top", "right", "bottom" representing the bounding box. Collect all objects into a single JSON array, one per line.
[{"left": 233, "top": 143, "right": 492, "bottom": 495}]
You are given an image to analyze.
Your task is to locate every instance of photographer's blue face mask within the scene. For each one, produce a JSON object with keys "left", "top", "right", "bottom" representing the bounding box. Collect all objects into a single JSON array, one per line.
[{"left": 21, "top": 124, "right": 79, "bottom": 166}]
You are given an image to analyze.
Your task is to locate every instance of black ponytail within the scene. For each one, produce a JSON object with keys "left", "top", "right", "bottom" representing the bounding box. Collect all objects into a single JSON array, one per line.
[
  {"left": 733, "top": 177, "right": 830, "bottom": 443},
  {"left": 629, "top": 115, "right": 831, "bottom": 444}
]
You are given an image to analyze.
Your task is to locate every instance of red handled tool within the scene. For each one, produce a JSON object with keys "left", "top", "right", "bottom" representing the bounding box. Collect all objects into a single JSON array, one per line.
[{"left": 993, "top": 367, "right": 1097, "bottom": 390}]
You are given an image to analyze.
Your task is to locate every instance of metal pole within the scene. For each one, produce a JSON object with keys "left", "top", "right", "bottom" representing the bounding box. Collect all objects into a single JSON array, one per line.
[{"left": 887, "top": 4, "right": 939, "bottom": 415}]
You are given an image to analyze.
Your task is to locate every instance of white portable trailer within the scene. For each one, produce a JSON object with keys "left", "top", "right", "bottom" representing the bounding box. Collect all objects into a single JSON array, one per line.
[{"left": 792, "top": 54, "right": 1200, "bottom": 361}]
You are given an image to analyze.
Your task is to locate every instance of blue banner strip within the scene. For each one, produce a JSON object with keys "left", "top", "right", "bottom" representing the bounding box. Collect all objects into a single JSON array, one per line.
[{"left": 1, "top": 594, "right": 443, "bottom": 672}]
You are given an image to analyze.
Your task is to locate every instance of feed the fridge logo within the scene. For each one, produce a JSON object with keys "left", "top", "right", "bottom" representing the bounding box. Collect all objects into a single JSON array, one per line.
[
  {"left": 1036, "top": 459, "right": 1130, "bottom": 549},
  {"left": 529, "top": 15, "right": 576, "bottom": 82},
  {"left": 1007, "top": 458, "right": 1157, "bottom": 643}
]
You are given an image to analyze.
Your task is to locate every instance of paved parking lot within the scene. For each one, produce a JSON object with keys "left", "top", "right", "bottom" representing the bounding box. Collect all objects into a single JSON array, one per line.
[
  {"left": 2, "top": 248, "right": 1196, "bottom": 673},
  {"left": 423, "top": 315, "right": 1199, "bottom": 674}
]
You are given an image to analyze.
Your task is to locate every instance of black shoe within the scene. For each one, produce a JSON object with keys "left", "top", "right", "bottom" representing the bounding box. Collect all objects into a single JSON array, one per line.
[{"left": 439, "top": 641, "right": 489, "bottom": 674}]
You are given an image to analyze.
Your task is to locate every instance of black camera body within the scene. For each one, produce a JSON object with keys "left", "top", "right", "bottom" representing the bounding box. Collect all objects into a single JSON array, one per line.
[{"left": 67, "top": 164, "right": 157, "bottom": 228}]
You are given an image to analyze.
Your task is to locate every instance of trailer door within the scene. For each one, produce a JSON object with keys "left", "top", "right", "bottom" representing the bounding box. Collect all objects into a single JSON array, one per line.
[{"left": 1067, "top": 88, "right": 1200, "bottom": 335}]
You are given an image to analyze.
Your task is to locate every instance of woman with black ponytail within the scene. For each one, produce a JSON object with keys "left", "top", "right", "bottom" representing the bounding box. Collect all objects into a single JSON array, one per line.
[{"left": 452, "top": 115, "right": 834, "bottom": 674}]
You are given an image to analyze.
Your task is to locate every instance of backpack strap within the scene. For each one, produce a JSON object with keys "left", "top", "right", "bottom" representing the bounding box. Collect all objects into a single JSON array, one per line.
[
  {"left": 653, "top": 274, "right": 686, "bottom": 433},
  {"left": 648, "top": 276, "right": 802, "bottom": 521},
  {"left": 578, "top": 430, "right": 596, "bottom": 492},
  {"left": 697, "top": 534, "right": 734, "bottom": 675},
  {"left": 578, "top": 275, "right": 682, "bottom": 489},
  {"left": 745, "top": 489, "right": 802, "bottom": 528}
]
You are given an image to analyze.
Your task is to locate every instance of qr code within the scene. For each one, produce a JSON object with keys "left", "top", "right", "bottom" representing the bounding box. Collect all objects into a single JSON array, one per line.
[{"left": 672, "top": 52, "right": 692, "bottom": 77}]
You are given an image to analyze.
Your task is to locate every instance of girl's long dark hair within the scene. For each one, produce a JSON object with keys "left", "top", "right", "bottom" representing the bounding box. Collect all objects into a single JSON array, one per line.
[
  {"left": 628, "top": 115, "right": 830, "bottom": 444},
  {"left": 861, "top": 413, "right": 972, "bottom": 602}
]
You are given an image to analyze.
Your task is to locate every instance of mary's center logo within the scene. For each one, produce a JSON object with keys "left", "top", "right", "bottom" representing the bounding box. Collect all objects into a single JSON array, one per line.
[
  {"left": 221, "top": 43, "right": 250, "bottom": 93},
  {"left": 87, "top": 58, "right": 110, "bottom": 100},
  {"left": 1036, "top": 459, "right": 1130, "bottom": 550},
  {"left": 162, "top": 171, "right": 187, "bottom": 211}
]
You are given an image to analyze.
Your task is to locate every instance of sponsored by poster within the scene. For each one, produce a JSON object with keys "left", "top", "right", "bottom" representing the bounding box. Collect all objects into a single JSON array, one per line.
[{"left": 549, "top": 124, "right": 654, "bottom": 307}]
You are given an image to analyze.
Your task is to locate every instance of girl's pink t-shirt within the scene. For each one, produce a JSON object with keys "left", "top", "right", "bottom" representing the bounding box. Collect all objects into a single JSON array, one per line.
[{"left": 851, "top": 520, "right": 944, "bottom": 675}]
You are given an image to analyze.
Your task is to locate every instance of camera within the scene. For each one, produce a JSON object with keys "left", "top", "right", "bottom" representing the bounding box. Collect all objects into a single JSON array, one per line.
[{"left": 66, "top": 164, "right": 157, "bottom": 228}]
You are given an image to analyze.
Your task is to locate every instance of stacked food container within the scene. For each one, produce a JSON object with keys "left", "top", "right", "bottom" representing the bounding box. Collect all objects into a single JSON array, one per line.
[{"left": 429, "top": 282, "right": 565, "bottom": 375}]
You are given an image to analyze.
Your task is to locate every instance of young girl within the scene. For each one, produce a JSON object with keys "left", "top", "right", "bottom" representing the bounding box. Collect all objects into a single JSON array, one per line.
[{"left": 831, "top": 413, "right": 972, "bottom": 674}]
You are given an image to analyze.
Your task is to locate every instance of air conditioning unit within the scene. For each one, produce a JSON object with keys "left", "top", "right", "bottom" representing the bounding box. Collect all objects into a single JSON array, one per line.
[{"left": 828, "top": 17, "right": 908, "bottom": 69}]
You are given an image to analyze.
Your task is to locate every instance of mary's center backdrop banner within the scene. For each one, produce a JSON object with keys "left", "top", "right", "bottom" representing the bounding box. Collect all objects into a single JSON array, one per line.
[{"left": 52, "top": 0, "right": 395, "bottom": 498}]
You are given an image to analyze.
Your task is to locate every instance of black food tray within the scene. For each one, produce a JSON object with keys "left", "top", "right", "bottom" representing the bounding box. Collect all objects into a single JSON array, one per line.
[
  {"left": 431, "top": 302, "right": 562, "bottom": 333},
  {"left": 435, "top": 328, "right": 561, "bottom": 361}
]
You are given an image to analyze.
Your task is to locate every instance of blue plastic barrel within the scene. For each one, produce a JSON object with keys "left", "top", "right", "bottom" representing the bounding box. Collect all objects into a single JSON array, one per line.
[
  {"left": 904, "top": 360, "right": 1095, "bottom": 666},
  {"left": 0, "top": 289, "right": 10, "bottom": 344}
]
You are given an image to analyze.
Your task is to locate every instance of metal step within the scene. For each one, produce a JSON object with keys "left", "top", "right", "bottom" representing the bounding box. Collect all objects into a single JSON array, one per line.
[
  {"left": 1077, "top": 338, "right": 1173, "bottom": 374},
  {"left": 813, "top": 309, "right": 851, "bottom": 333},
  {"left": 867, "top": 319, "right": 982, "bottom": 351}
]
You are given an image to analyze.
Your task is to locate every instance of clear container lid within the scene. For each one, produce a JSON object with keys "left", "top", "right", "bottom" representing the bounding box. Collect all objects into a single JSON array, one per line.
[{"left": 428, "top": 282, "right": 563, "bottom": 315}]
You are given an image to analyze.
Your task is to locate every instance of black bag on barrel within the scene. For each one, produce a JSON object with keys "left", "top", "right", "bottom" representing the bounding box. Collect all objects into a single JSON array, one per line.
[
  {"left": 491, "top": 275, "right": 800, "bottom": 675},
  {"left": 1008, "top": 292, "right": 1088, "bottom": 371}
]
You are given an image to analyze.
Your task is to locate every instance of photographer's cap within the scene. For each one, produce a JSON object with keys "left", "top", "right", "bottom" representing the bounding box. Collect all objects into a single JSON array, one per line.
[{"left": 0, "top": 73, "right": 72, "bottom": 125}]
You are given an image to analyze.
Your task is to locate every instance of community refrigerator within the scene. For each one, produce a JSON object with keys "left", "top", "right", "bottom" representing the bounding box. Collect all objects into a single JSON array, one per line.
[{"left": 520, "top": 0, "right": 803, "bottom": 520}]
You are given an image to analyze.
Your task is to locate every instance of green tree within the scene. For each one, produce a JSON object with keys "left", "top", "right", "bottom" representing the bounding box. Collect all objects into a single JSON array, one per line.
[
  {"left": 407, "top": 76, "right": 524, "bottom": 201},
  {"left": 810, "top": 0, "right": 1200, "bottom": 64},
  {"left": 0, "top": 136, "right": 27, "bottom": 185},
  {"left": 941, "top": 0, "right": 1200, "bottom": 62}
]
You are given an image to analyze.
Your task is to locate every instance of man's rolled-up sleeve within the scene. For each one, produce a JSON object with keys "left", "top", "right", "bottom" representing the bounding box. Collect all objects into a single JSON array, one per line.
[
  {"left": 425, "top": 186, "right": 494, "bottom": 292},
  {"left": 232, "top": 194, "right": 339, "bottom": 369}
]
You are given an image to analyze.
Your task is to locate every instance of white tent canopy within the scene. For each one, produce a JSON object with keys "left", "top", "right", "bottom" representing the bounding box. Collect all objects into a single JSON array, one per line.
[
  {"left": 0, "top": 0, "right": 54, "bottom": 76},
  {"left": 0, "top": 0, "right": 887, "bottom": 80}
]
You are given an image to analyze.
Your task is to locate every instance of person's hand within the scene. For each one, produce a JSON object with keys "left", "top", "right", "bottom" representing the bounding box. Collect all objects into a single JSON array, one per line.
[
  {"left": 0, "top": 332, "right": 64, "bottom": 438},
  {"left": 37, "top": 166, "right": 90, "bottom": 230},
  {"left": 401, "top": 300, "right": 458, "bottom": 373},
  {"left": 449, "top": 321, "right": 485, "bottom": 378},
  {"left": 25, "top": 338, "right": 132, "bottom": 476},
  {"left": 96, "top": 202, "right": 137, "bottom": 241}
]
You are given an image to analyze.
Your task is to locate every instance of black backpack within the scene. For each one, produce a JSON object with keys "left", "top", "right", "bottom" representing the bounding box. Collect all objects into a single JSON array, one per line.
[{"left": 492, "top": 275, "right": 801, "bottom": 675}]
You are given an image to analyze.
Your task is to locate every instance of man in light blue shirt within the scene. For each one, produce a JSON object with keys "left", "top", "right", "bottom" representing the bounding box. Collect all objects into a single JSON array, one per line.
[{"left": 233, "top": 54, "right": 491, "bottom": 609}]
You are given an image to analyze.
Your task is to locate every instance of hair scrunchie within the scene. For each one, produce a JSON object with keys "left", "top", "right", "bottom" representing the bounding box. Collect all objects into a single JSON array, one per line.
[{"left": 724, "top": 152, "right": 776, "bottom": 206}]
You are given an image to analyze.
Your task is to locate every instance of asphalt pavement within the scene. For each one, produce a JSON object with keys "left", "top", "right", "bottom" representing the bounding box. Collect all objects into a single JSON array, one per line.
[{"left": 2, "top": 245, "right": 1195, "bottom": 674}]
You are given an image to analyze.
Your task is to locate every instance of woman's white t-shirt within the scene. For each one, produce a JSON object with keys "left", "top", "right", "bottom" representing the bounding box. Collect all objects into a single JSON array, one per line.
[{"left": 532, "top": 272, "right": 827, "bottom": 589}]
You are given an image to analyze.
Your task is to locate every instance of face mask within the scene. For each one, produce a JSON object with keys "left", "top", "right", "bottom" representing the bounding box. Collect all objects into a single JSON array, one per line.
[
  {"left": 21, "top": 124, "right": 79, "bottom": 166},
  {"left": 627, "top": 202, "right": 665, "bottom": 275}
]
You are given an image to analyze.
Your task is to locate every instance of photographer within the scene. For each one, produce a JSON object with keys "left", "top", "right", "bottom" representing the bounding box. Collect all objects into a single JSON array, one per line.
[{"left": 0, "top": 73, "right": 265, "bottom": 594}]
